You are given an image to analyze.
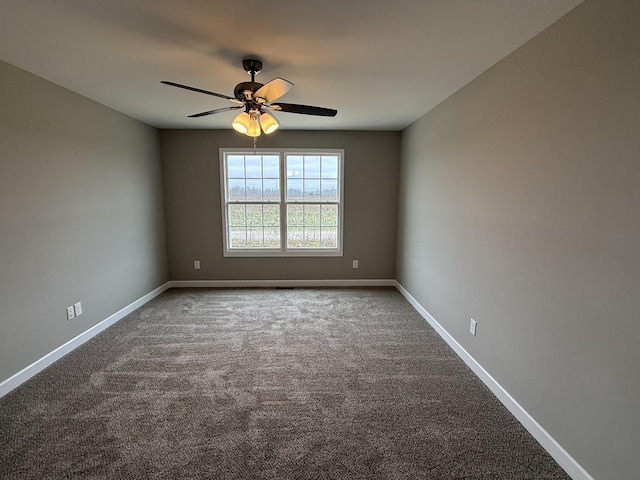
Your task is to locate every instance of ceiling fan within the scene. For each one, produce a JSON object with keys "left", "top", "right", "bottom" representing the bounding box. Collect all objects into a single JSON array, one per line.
[{"left": 162, "top": 58, "right": 337, "bottom": 137}]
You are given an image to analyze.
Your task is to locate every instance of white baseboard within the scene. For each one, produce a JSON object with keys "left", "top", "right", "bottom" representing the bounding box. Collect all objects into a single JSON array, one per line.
[
  {"left": 168, "top": 279, "right": 396, "bottom": 288},
  {"left": 393, "top": 281, "right": 593, "bottom": 480},
  {"left": 0, "top": 282, "right": 171, "bottom": 398}
]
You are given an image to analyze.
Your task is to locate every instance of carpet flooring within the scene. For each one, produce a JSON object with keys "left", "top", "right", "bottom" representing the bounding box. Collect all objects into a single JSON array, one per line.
[{"left": 0, "top": 287, "right": 571, "bottom": 479}]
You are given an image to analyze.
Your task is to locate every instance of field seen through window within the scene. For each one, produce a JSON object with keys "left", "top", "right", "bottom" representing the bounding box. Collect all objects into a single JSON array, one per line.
[{"left": 228, "top": 203, "right": 338, "bottom": 248}]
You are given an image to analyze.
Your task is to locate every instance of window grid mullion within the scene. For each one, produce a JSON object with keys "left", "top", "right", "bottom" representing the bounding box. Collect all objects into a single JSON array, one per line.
[{"left": 279, "top": 152, "right": 287, "bottom": 252}]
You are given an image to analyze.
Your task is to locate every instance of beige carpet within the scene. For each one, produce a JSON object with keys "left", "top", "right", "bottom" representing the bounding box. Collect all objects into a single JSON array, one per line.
[{"left": 0, "top": 287, "right": 570, "bottom": 479}]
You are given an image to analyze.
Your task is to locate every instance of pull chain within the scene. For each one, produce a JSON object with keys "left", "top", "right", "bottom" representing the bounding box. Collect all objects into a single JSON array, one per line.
[{"left": 253, "top": 136, "right": 257, "bottom": 154}]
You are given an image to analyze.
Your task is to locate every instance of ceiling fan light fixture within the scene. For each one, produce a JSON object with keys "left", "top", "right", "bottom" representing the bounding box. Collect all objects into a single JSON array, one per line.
[
  {"left": 232, "top": 111, "right": 250, "bottom": 134},
  {"left": 233, "top": 111, "right": 262, "bottom": 137},
  {"left": 246, "top": 112, "right": 261, "bottom": 137},
  {"left": 259, "top": 110, "right": 280, "bottom": 134}
]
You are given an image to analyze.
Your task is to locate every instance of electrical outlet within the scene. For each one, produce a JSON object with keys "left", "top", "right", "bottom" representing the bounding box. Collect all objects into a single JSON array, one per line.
[
  {"left": 194, "top": 260, "right": 201, "bottom": 269},
  {"left": 66, "top": 306, "right": 75, "bottom": 321},
  {"left": 469, "top": 318, "right": 477, "bottom": 336},
  {"left": 74, "top": 302, "right": 83, "bottom": 316},
  {"left": 352, "top": 260, "right": 359, "bottom": 269}
]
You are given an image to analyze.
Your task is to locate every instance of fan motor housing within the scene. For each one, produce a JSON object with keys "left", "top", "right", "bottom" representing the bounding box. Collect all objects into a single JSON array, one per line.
[{"left": 234, "top": 81, "right": 263, "bottom": 101}]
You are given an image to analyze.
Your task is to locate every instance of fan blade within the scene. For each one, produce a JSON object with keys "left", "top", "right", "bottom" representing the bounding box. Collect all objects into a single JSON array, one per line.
[
  {"left": 161, "top": 81, "right": 238, "bottom": 101},
  {"left": 188, "top": 106, "right": 243, "bottom": 118},
  {"left": 254, "top": 77, "right": 294, "bottom": 103},
  {"left": 270, "top": 102, "right": 337, "bottom": 117}
]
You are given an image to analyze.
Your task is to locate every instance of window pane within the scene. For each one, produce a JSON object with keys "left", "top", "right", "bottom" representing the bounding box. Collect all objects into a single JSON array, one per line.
[
  {"left": 263, "top": 155, "right": 280, "bottom": 179},
  {"left": 304, "top": 155, "right": 321, "bottom": 178},
  {"left": 304, "top": 179, "right": 320, "bottom": 200},
  {"left": 321, "top": 156, "right": 338, "bottom": 179},
  {"left": 321, "top": 204, "right": 338, "bottom": 227},
  {"left": 304, "top": 205, "right": 321, "bottom": 226},
  {"left": 263, "top": 204, "right": 280, "bottom": 226},
  {"left": 248, "top": 227, "right": 264, "bottom": 248},
  {"left": 263, "top": 179, "right": 280, "bottom": 202},
  {"left": 287, "top": 227, "right": 303, "bottom": 248},
  {"left": 263, "top": 227, "right": 280, "bottom": 248},
  {"left": 229, "top": 227, "right": 247, "bottom": 248},
  {"left": 246, "top": 204, "right": 263, "bottom": 226},
  {"left": 286, "top": 156, "right": 304, "bottom": 178},
  {"left": 303, "top": 228, "right": 321, "bottom": 248},
  {"left": 245, "top": 179, "right": 261, "bottom": 201},
  {"left": 228, "top": 179, "right": 245, "bottom": 201},
  {"left": 245, "top": 155, "right": 262, "bottom": 179},
  {"left": 320, "top": 179, "right": 337, "bottom": 202},
  {"left": 288, "top": 179, "right": 303, "bottom": 202},
  {"left": 287, "top": 204, "right": 303, "bottom": 226},
  {"left": 227, "top": 156, "right": 245, "bottom": 178},
  {"left": 229, "top": 204, "right": 246, "bottom": 227},
  {"left": 321, "top": 228, "right": 338, "bottom": 248}
]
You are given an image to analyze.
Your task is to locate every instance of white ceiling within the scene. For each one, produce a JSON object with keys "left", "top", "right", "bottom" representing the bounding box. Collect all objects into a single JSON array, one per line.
[{"left": 0, "top": 0, "right": 582, "bottom": 131}]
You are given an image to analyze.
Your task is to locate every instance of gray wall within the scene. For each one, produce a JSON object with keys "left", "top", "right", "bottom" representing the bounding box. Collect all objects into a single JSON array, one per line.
[
  {"left": 396, "top": 1, "right": 639, "bottom": 479},
  {"left": 0, "top": 60, "right": 169, "bottom": 383},
  {"left": 160, "top": 129, "right": 400, "bottom": 281}
]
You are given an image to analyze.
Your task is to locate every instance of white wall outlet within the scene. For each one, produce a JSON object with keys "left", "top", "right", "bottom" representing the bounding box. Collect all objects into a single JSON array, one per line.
[
  {"left": 469, "top": 318, "right": 478, "bottom": 336},
  {"left": 352, "top": 260, "right": 359, "bottom": 269},
  {"left": 66, "top": 306, "right": 75, "bottom": 321},
  {"left": 194, "top": 260, "right": 201, "bottom": 269},
  {"left": 74, "top": 302, "right": 83, "bottom": 316}
]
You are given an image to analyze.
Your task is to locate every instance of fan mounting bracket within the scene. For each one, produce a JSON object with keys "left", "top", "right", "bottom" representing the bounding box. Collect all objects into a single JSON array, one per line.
[{"left": 242, "top": 59, "right": 263, "bottom": 78}]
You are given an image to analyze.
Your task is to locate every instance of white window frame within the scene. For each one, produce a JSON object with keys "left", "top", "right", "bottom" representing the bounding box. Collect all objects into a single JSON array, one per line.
[{"left": 220, "top": 148, "right": 344, "bottom": 257}]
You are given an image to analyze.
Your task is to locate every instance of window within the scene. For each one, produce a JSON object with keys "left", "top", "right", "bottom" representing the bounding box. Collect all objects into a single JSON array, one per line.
[{"left": 220, "top": 148, "right": 344, "bottom": 257}]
